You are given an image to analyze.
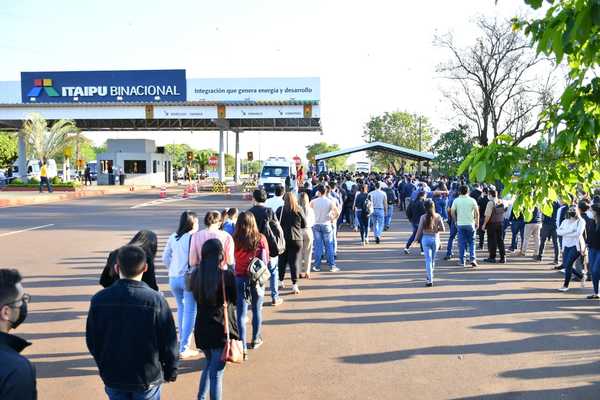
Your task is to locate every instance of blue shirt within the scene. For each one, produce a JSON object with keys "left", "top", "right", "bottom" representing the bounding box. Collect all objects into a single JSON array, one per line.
[{"left": 223, "top": 220, "right": 235, "bottom": 236}]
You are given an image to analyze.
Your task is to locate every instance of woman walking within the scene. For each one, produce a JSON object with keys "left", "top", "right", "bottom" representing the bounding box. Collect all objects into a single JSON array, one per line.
[
  {"left": 277, "top": 192, "right": 307, "bottom": 294},
  {"left": 586, "top": 203, "right": 600, "bottom": 299},
  {"left": 353, "top": 184, "right": 371, "bottom": 245},
  {"left": 190, "top": 239, "right": 239, "bottom": 400},
  {"left": 100, "top": 229, "right": 159, "bottom": 291},
  {"left": 556, "top": 206, "right": 587, "bottom": 292},
  {"left": 299, "top": 192, "right": 315, "bottom": 279},
  {"left": 189, "top": 210, "right": 235, "bottom": 270},
  {"left": 232, "top": 212, "right": 268, "bottom": 358},
  {"left": 415, "top": 199, "right": 445, "bottom": 287},
  {"left": 162, "top": 210, "right": 199, "bottom": 359}
]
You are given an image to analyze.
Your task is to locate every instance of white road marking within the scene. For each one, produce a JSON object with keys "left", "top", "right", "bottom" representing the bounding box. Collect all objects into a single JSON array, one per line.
[
  {"left": 130, "top": 194, "right": 199, "bottom": 209},
  {"left": 0, "top": 224, "right": 55, "bottom": 237}
]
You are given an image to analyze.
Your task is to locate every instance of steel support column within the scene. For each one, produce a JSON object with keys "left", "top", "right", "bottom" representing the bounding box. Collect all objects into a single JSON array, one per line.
[
  {"left": 218, "top": 129, "right": 225, "bottom": 181},
  {"left": 17, "top": 132, "right": 27, "bottom": 180},
  {"left": 234, "top": 131, "right": 241, "bottom": 183}
]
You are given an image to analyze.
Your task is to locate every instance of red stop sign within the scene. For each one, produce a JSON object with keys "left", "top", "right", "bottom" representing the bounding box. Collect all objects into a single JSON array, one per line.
[
  {"left": 208, "top": 156, "right": 218, "bottom": 166},
  {"left": 293, "top": 156, "right": 301, "bottom": 165}
]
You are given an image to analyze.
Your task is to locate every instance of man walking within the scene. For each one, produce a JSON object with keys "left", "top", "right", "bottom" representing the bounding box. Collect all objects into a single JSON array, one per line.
[
  {"left": 405, "top": 191, "right": 426, "bottom": 254},
  {"left": 310, "top": 185, "right": 339, "bottom": 272},
  {"left": 248, "top": 189, "right": 284, "bottom": 306},
  {"left": 481, "top": 189, "right": 506, "bottom": 263},
  {"left": 39, "top": 159, "right": 53, "bottom": 193},
  {"left": 536, "top": 201, "right": 561, "bottom": 264},
  {"left": 0, "top": 269, "right": 36, "bottom": 400},
  {"left": 451, "top": 185, "right": 480, "bottom": 267},
  {"left": 86, "top": 245, "right": 178, "bottom": 400},
  {"left": 383, "top": 181, "right": 397, "bottom": 231},
  {"left": 370, "top": 182, "right": 388, "bottom": 244}
]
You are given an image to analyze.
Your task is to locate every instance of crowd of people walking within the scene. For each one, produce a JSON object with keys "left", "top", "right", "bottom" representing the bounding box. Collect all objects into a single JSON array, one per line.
[{"left": 1, "top": 169, "right": 599, "bottom": 400}]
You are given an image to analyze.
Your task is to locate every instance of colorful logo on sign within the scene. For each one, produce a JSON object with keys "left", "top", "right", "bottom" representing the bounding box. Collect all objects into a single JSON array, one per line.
[{"left": 27, "top": 79, "right": 60, "bottom": 98}]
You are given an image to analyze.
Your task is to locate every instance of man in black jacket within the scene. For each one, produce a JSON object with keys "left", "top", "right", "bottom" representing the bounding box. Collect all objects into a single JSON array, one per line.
[
  {"left": 248, "top": 189, "right": 283, "bottom": 306},
  {"left": 0, "top": 269, "right": 36, "bottom": 400},
  {"left": 404, "top": 191, "right": 426, "bottom": 254},
  {"left": 86, "top": 245, "right": 178, "bottom": 400}
]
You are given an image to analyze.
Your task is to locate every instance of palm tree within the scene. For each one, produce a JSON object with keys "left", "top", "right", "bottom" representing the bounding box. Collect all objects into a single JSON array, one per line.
[{"left": 20, "top": 113, "right": 79, "bottom": 162}]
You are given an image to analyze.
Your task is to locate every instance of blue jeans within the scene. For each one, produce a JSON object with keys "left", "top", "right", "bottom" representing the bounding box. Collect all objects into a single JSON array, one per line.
[
  {"left": 446, "top": 221, "right": 457, "bottom": 257},
  {"left": 510, "top": 220, "right": 525, "bottom": 251},
  {"left": 313, "top": 223, "right": 335, "bottom": 268},
  {"left": 39, "top": 176, "right": 53, "bottom": 193},
  {"left": 589, "top": 248, "right": 600, "bottom": 295},
  {"left": 563, "top": 246, "right": 583, "bottom": 287},
  {"left": 405, "top": 222, "right": 423, "bottom": 251},
  {"left": 457, "top": 224, "right": 476, "bottom": 264},
  {"left": 105, "top": 385, "right": 161, "bottom": 400},
  {"left": 268, "top": 256, "right": 279, "bottom": 301},
  {"left": 384, "top": 204, "right": 394, "bottom": 228},
  {"left": 332, "top": 223, "right": 338, "bottom": 254},
  {"left": 235, "top": 276, "right": 264, "bottom": 351},
  {"left": 169, "top": 276, "right": 197, "bottom": 353},
  {"left": 422, "top": 235, "right": 440, "bottom": 283},
  {"left": 372, "top": 208, "right": 385, "bottom": 239},
  {"left": 354, "top": 210, "right": 360, "bottom": 229},
  {"left": 198, "top": 348, "right": 225, "bottom": 400}
]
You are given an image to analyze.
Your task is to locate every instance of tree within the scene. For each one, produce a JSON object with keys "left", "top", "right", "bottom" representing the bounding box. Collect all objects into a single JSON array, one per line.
[
  {"left": 20, "top": 113, "right": 79, "bottom": 161},
  {"left": 362, "top": 111, "right": 433, "bottom": 173},
  {"left": 305, "top": 142, "right": 348, "bottom": 171},
  {"left": 194, "top": 149, "right": 213, "bottom": 172},
  {"left": 436, "top": 17, "right": 555, "bottom": 146},
  {"left": 432, "top": 125, "right": 476, "bottom": 176},
  {"left": 460, "top": 0, "right": 600, "bottom": 219},
  {"left": 165, "top": 144, "right": 194, "bottom": 169},
  {"left": 0, "top": 133, "right": 18, "bottom": 169}
]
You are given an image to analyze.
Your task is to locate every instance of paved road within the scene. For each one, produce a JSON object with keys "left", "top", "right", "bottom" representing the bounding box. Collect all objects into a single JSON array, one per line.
[{"left": 1, "top": 192, "right": 599, "bottom": 399}]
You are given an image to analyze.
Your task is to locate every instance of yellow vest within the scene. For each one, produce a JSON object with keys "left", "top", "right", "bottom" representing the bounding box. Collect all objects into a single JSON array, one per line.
[{"left": 40, "top": 165, "right": 48, "bottom": 177}]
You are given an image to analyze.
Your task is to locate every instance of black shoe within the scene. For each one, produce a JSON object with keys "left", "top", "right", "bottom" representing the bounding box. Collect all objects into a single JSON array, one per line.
[
  {"left": 586, "top": 294, "right": 599, "bottom": 299},
  {"left": 425, "top": 282, "right": 433, "bottom": 287},
  {"left": 553, "top": 265, "right": 564, "bottom": 270},
  {"left": 483, "top": 258, "right": 496, "bottom": 263},
  {"left": 251, "top": 338, "right": 264, "bottom": 350},
  {"left": 534, "top": 255, "right": 542, "bottom": 261},
  {"left": 443, "top": 255, "right": 452, "bottom": 261},
  {"left": 498, "top": 258, "right": 506, "bottom": 264},
  {"left": 471, "top": 261, "right": 478, "bottom": 268},
  {"left": 375, "top": 237, "right": 380, "bottom": 244}
]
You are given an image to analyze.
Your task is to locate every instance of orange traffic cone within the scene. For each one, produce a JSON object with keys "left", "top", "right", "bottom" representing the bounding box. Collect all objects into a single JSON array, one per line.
[{"left": 160, "top": 185, "right": 167, "bottom": 198}]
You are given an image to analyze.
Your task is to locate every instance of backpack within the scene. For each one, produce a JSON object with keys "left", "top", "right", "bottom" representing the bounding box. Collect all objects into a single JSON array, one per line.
[
  {"left": 248, "top": 257, "right": 271, "bottom": 287},
  {"left": 264, "top": 208, "right": 286, "bottom": 256},
  {"left": 364, "top": 195, "right": 374, "bottom": 217}
]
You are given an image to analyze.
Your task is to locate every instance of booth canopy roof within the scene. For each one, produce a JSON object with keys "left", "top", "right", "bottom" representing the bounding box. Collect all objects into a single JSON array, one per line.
[{"left": 315, "top": 141, "right": 434, "bottom": 162}]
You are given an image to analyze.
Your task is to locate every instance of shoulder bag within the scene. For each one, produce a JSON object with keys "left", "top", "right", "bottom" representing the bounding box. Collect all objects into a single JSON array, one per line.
[
  {"left": 184, "top": 234, "right": 194, "bottom": 291},
  {"left": 221, "top": 272, "right": 244, "bottom": 364}
]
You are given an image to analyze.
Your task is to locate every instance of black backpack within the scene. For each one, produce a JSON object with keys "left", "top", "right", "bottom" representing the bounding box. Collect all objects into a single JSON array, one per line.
[{"left": 264, "top": 208, "right": 286, "bottom": 256}]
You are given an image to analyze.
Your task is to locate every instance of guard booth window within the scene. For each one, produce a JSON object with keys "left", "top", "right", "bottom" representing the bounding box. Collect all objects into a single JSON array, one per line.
[
  {"left": 153, "top": 160, "right": 158, "bottom": 173},
  {"left": 124, "top": 160, "right": 146, "bottom": 174}
]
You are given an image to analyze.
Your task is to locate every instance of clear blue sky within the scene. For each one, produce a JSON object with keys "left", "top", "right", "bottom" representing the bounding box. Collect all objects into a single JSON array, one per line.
[{"left": 0, "top": 0, "right": 530, "bottom": 161}]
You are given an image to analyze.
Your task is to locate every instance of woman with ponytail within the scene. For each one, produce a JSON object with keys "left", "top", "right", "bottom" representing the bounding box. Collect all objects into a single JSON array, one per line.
[{"left": 416, "top": 199, "right": 445, "bottom": 287}]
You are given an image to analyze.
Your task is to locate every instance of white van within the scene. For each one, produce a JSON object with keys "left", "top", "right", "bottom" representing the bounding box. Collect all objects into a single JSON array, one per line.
[
  {"left": 12, "top": 159, "right": 57, "bottom": 180},
  {"left": 258, "top": 157, "right": 298, "bottom": 197}
]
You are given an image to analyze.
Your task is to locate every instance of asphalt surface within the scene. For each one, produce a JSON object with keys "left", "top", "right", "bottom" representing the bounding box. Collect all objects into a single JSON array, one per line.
[{"left": 1, "top": 191, "right": 599, "bottom": 400}]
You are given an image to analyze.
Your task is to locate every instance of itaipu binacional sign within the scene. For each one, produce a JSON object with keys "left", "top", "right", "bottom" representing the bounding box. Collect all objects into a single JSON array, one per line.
[{"left": 21, "top": 70, "right": 187, "bottom": 103}]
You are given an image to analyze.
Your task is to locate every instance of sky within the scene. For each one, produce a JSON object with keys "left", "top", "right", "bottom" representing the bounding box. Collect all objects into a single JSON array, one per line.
[{"left": 0, "top": 0, "right": 533, "bottom": 163}]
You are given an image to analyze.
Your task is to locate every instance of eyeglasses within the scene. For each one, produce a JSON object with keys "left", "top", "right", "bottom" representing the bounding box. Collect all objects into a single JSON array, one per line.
[{"left": 4, "top": 293, "right": 31, "bottom": 307}]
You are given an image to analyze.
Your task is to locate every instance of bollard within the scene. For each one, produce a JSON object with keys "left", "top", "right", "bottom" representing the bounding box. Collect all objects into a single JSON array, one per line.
[{"left": 160, "top": 185, "right": 167, "bottom": 198}]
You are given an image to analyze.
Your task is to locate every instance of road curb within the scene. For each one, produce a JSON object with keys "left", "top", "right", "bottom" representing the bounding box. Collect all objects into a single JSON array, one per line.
[{"left": 0, "top": 187, "right": 140, "bottom": 208}]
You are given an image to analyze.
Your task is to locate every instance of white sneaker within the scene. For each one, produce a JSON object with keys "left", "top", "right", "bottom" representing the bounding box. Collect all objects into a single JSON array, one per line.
[
  {"left": 558, "top": 286, "right": 569, "bottom": 292},
  {"left": 403, "top": 248, "right": 409, "bottom": 255},
  {"left": 292, "top": 284, "right": 300, "bottom": 294},
  {"left": 330, "top": 266, "right": 340, "bottom": 272},
  {"left": 279, "top": 280, "right": 285, "bottom": 289},
  {"left": 180, "top": 349, "right": 200, "bottom": 359},
  {"left": 420, "top": 251, "right": 424, "bottom": 256}
]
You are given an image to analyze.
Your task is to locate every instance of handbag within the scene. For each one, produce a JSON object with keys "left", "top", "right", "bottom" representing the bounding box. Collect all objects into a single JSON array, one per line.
[
  {"left": 221, "top": 272, "right": 244, "bottom": 364},
  {"left": 184, "top": 235, "right": 194, "bottom": 291},
  {"left": 265, "top": 208, "right": 286, "bottom": 256},
  {"left": 248, "top": 256, "right": 270, "bottom": 287}
]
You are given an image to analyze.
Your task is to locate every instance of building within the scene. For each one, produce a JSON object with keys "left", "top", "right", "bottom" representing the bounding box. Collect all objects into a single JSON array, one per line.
[{"left": 97, "top": 139, "right": 171, "bottom": 186}]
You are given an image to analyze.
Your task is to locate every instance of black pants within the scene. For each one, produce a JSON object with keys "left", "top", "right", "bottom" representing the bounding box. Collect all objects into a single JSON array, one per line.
[
  {"left": 358, "top": 210, "right": 369, "bottom": 242},
  {"left": 399, "top": 195, "right": 406, "bottom": 211},
  {"left": 278, "top": 240, "right": 302, "bottom": 284},
  {"left": 477, "top": 218, "right": 486, "bottom": 248},
  {"left": 538, "top": 224, "right": 559, "bottom": 262},
  {"left": 486, "top": 223, "right": 505, "bottom": 260}
]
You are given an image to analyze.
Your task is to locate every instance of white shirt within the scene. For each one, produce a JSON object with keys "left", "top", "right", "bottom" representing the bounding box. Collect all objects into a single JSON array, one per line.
[
  {"left": 303, "top": 205, "right": 316, "bottom": 228},
  {"left": 265, "top": 195, "right": 284, "bottom": 212},
  {"left": 556, "top": 217, "right": 586, "bottom": 251},
  {"left": 369, "top": 189, "right": 387, "bottom": 210},
  {"left": 311, "top": 196, "right": 333, "bottom": 225},
  {"left": 162, "top": 232, "right": 193, "bottom": 277}
]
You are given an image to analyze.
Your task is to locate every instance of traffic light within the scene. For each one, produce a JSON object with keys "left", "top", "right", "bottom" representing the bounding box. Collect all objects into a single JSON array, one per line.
[{"left": 187, "top": 151, "right": 194, "bottom": 161}]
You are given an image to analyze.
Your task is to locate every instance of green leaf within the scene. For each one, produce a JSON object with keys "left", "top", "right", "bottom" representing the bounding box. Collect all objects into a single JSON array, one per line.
[
  {"left": 473, "top": 161, "right": 487, "bottom": 182},
  {"left": 541, "top": 201, "right": 554, "bottom": 216},
  {"left": 525, "top": 0, "right": 543, "bottom": 10}
]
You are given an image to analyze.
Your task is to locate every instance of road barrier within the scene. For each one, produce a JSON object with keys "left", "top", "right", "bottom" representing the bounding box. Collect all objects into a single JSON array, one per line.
[{"left": 159, "top": 185, "right": 167, "bottom": 198}]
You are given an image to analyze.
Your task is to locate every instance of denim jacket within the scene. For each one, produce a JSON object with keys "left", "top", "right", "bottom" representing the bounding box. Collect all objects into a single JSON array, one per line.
[{"left": 86, "top": 279, "right": 178, "bottom": 391}]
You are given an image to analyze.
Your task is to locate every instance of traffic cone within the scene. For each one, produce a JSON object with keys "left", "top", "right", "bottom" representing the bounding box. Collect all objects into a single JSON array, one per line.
[
  {"left": 129, "top": 184, "right": 135, "bottom": 192},
  {"left": 160, "top": 185, "right": 167, "bottom": 198}
]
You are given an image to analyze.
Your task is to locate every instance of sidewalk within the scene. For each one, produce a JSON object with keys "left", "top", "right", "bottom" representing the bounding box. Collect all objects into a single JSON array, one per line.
[{"left": 0, "top": 185, "right": 145, "bottom": 208}]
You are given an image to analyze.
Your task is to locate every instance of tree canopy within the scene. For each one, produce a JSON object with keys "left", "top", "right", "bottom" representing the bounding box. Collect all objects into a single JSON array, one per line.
[
  {"left": 432, "top": 125, "right": 476, "bottom": 176},
  {"left": 460, "top": 0, "right": 600, "bottom": 219},
  {"left": 362, "top": 111, "right": 433, "bottom": 173},
  {"left": 305, "top": 142, "right": 348, "bottom": 171},
  {"left": 20, "top": 113, "right": 79, "bottom": 161},
  {"left": 0, "top": 133, "right": 18, "bottom": 169}
]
